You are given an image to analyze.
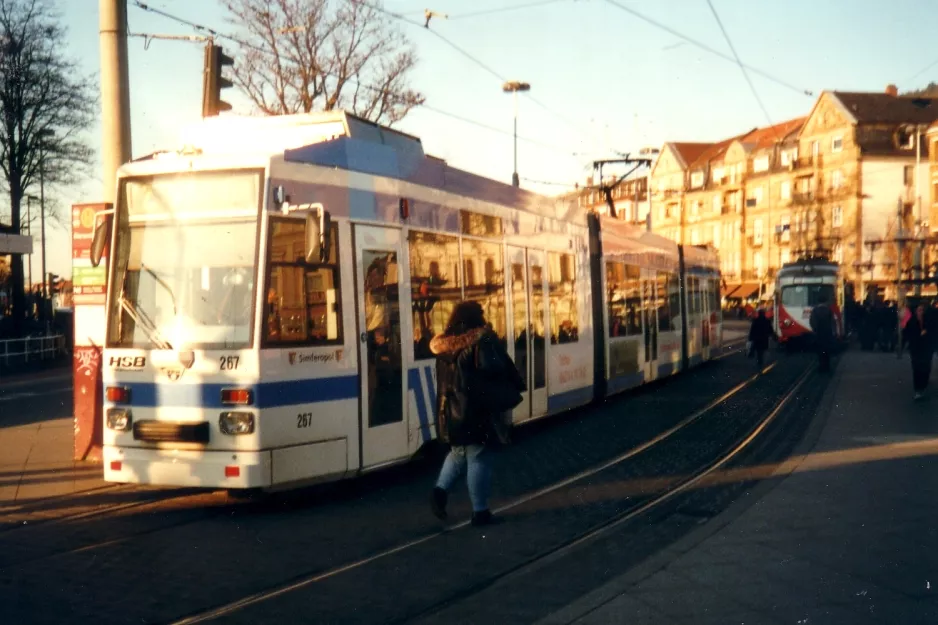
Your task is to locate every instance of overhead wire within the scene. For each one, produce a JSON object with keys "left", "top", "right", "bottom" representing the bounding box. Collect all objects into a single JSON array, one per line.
[
  {"left": 448, "top": 0, "right": 571, "bottom": 21},
  {"left": 704, "top": 0, "right": 776, "bottom": 134},
  {"left": 128, "top": 1, "right": 582, "bottom": 157},
  {"left": 604, "top": 0, "right": 814, "bottom": 98},
  {"left": 349, "top": 0, "right": 613, "bottom": 154}
]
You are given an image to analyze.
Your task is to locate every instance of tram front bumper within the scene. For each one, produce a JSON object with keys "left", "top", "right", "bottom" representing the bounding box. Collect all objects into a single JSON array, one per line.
[{"left": 103, "top": 446, "right": 272, "bottom": 489}]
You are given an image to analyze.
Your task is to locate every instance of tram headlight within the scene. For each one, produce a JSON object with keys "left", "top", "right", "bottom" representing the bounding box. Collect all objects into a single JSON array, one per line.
[
  {"left": 106, "top": 408, "right": 132, "bottom": 431},
  {"left": 219, "top": 412, "right": 255, "bottom": 435},
  {"left": 782, "top": 319, "right": 793, "bottom": 327}
]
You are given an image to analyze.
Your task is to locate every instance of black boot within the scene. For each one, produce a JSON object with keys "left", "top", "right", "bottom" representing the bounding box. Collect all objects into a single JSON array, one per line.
[
  {"left": 471, "top": 509, "right": 501, "bottom": 526},
  {"left": 431, "top": 487, "right": 448, "bottom": 520}
]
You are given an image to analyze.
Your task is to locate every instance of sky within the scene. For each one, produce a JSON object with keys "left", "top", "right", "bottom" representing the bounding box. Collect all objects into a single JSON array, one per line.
[{"left": 28, "top": 0, "right": 938, "bottom": 280}]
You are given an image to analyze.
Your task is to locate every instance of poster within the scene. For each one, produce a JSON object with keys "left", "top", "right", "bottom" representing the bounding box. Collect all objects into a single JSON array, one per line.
[{"left": 71, "top": 203, "right": 110, "bottom": 305}]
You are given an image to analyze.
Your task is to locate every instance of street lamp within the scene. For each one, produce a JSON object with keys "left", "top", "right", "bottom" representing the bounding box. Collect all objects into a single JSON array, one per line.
[
  {"left": 25, "top": 194, "right": 38, "bottom": 291},
  {"left": 37, "top": 128, "right": 53, "bottom": 303},
  {"left": 502, "top": 81, "right": 530, "bottom": 188}
]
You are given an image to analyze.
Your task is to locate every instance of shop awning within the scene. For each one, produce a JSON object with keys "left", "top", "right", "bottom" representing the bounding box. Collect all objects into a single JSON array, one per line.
[
  {"left": 731, "top": 282, "right": 761, "bottom": 300},
  {"left": 721, "top": 283, "right": 741, "bottom": 298}
]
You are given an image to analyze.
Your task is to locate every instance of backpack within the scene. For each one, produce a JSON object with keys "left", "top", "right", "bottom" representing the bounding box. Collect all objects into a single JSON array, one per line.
[{"left": 437, "top": 334, "right": 523, "bottom": 446}]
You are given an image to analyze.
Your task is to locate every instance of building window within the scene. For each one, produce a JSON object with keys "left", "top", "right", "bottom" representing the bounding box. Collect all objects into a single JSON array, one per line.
[
  {"left": 904, "top": 165, "right": 914, "bottom": 186},
  {"left": 833, "top": 244, "right": 843, "bottom": 263},
  {"left": 548, "top": 252, "right": 578, "bottom": 344},
  {"left": 754, "top": 253, "right": 764, "bottom": 277},
  {"left": 462, "top": 238, "right": 507, "bottom": 341},
  {"left": 780, "top": 180, "right": 791, "bottom": 201},
  {"left": 712, "top": 166, "right": 724, "bottom": 183},
  {"left": 692, "top": 200, "right": 701, "bottom": 216},
  {"left": 754, "top": 218, "right": 764, "bottom": 245},
  {"left": 832, "top": 136, "right": 843, "bottom": 153},
  {"left": 780, "top": 149, "right": 797, "bottom": 166},
  {"left": 713, "top": 224, "right": 721, "bottom": 249},
  {"left": 812, "top": 140, "right": 819, "bottom": 158},
  {"left": 781, "top": 215, "right": 791, "bottom": 241},
  {"left": 832, "top": 205, "right": 843, "bottom": 228},
  {"left": 831, "top": 170, "right": 844, "bottom": 189},
  {"left": 712, "top": 194, "right": 721, "bottom": 214},
  {"left": 691, "top": 171, "right": 704, "bottom": 188},
  {"left": 781, "top": 249, "right": 791, "bottom": 264},
  {"left": 691, "top": 229, "right": 700, "bottom": 245},
  {"left": 753, "top": 155, "right": 770, "bottom": 173},
  {"left": 753, "top": 186, "right": 764, "bottom": 205}
]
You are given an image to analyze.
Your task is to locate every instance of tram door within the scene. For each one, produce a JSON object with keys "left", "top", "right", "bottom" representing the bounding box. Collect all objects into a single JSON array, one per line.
[
  {"left": 642, "top": 269, "right": 659, "bottom": 381},
  {"left": 508, "top": 246, "right": 548, "bottom": 422},
  {"left": 355, "top": 226, "right": 409, "bottom": 469}
]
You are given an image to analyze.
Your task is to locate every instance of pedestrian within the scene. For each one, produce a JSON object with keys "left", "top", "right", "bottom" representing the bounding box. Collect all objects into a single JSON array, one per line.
[
  {"left": 809, "top": 293, "right": 835, "bottom": 372},
  {"left": 429, "top": 301, "right": 525, "bottom": 526},
  {"left": 748, "top": 308, "right": 776, "bottom": 370},
  {"left": 902, "top": 303, "right": 935, "bottom": 400}
]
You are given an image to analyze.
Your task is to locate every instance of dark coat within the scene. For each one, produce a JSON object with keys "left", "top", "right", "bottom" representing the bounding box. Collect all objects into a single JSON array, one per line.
[
  {"left": 903, "top": 314, "right": 935, "bottom": 360},
  {"left": 748, "top": 315, "right": 775, "bottom": 351},
  {"left": 810, "top": 303, "right": 835, "bottom": 349},
  {"left": 430, "top": 327, "right": 523, "bottom": 446}
]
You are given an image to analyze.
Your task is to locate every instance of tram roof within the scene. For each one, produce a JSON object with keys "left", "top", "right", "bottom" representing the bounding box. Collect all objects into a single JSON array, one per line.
[{"left": 163, "top": 110, "right": 584, "bottom": 225}]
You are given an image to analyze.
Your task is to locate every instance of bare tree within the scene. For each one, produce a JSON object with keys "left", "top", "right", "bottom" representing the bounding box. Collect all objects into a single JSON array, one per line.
[
  {"left": 224, "top": 0, "right": 424, "bottom": 125},
  {"left": 0, "top": 0, "right": 95, "bottom": 333}
]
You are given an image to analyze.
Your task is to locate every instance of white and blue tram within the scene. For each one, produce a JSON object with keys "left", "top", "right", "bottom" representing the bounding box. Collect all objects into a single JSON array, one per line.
[{"left": 93, "top": 112, "right": 723, "bottom": 490}]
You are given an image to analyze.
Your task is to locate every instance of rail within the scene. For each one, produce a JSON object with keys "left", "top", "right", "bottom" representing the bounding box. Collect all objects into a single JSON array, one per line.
[{"left": 0, "top": 334, "right": 68, "bottom": 367}]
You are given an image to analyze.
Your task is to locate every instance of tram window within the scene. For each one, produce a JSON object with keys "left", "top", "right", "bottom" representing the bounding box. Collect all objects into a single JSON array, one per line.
[
  {"left": 409, "top": 231, "right": 462, "bottom": 359},
  {"left": 549, "top": 252, "right": 579, "bottom": 343},
  {"left": 657, "top": 271, "right": 675, "bottom": 332},
  {"left": 460, "top": 211, "right": 503, "bottom": 238},
  {"left": 782, "top": 284, "right": 834, "bottom": 307},
  {"left": 462, "top": 238, "right": 507, "bottom": 344},
  {"left": 607, "top": 262, "right": 641, "bottom": 337},
  {"left": 710, "top": 278, "right": 721, "bottom": 315},
  {"left": 264, "top": 219, "right": 343, "bottom": 346},
  {"left": 667, "top": 271, "right": 681, "bottom": 327}
]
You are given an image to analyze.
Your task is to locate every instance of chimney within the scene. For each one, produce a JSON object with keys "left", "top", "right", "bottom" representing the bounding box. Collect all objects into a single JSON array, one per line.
[{"left": 886, "top": 84, "right": 899, "bottom": 97}]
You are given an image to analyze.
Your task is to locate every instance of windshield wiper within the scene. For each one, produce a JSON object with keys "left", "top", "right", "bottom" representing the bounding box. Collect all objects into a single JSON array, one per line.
[
  {"left": 141, "top": 263, "right": 178, "bottom": 317},
  {"left": 117, "top": 268, "right": 173, "bottom": 350}
]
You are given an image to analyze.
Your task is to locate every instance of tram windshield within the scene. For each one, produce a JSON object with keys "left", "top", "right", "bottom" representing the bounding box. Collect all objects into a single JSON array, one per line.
[
  {"left": 780, "top": 283, "right": 835, "bottom": 308},
  {"left": 106, "top": 170, "right": 262, "bottom": 350}
]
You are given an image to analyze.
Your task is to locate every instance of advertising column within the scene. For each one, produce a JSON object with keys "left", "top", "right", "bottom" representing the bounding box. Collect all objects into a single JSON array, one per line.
[{"left": 72, "top": 203, "right": 110, "bottom": 461}]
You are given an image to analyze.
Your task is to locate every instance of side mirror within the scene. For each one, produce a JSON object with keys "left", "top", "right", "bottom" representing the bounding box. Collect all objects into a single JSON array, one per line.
[
  {"left": 305, "top": 207, "right": 332, "bottom": 263},
  {"left": 90, "top": 213, "right": 113, "bottom": 268}
]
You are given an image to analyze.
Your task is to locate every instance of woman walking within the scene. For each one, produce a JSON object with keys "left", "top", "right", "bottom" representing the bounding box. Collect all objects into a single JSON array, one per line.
[
  {"left": 429, "top": 301, "right": 524, "bottom": 527},
  {"left": 903, "top": 303, "right": 934, "bottom": 400}
]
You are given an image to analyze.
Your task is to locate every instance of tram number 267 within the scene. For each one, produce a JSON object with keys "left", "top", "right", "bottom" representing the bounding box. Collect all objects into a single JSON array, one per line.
[{"left": 297, "top": 412, "right": 314, "bottom": 428}]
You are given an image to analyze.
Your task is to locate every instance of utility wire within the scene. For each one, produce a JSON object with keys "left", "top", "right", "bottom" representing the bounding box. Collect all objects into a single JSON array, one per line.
[
  {"left": 905, "top": 57, "right": 938, "bottom": 86},
  {"left": 129, "top": 1, "right": 581, "bottom": 156},
  {"left": 604, "top": 0, "right": 813, "bottom": 97},
  {"left": 350, "top": 0, "right": 610, "bottom": 153},
  {"left": 449, "top": 0, "right": 571, "bottom": 20},
  {"left": 704, "top": 0, "right": 775, "bottom": 133}
]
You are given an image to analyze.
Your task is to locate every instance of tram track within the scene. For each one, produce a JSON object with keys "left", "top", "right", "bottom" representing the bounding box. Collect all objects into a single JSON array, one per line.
[
  {"left": 0, "top": 340, "right": 752, "bottom": 568},
  {"left": 166, "top": 355, "right": 801, "bottom": 625},
  {"left": 399, "top": 363, "right": 817, "bottom": 625}
]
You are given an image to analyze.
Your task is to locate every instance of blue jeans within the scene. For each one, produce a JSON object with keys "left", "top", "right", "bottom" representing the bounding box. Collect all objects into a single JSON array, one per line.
[{"left": 436, "top": 444, "right": 492, "bottom": 512}]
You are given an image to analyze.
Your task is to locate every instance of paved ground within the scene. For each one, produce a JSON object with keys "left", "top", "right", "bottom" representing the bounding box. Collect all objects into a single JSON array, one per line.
[
  {"left": 540, "top": 349, "right": 938, "bottom": 625},
  {"left": 0, "top": 370, "right": 105, "bottom": 506}
]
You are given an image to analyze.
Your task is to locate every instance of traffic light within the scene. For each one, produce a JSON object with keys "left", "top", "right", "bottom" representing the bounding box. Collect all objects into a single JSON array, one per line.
[{"left": 202, "top": 43, "right": 234, "bottom": 117}]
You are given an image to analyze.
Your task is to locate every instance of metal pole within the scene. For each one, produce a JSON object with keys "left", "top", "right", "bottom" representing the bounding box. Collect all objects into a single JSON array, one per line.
[
  {"left": 40, "top": 144, "right": 46, "bottom": 303},
  {"left": 915, "top": 125, "right": 923, "bottom": 297},
  {"left": 25, "top": 197, "right": 31, "bottom": 291},
  {"left": 100, "top": 0, "right": 133, "bottom": 202},
  {"left": 897, "top": 196, "right": 904, "bottom": 357},
  {"left": 511, "top": 90, "right": 519, "bottom": 188}
]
